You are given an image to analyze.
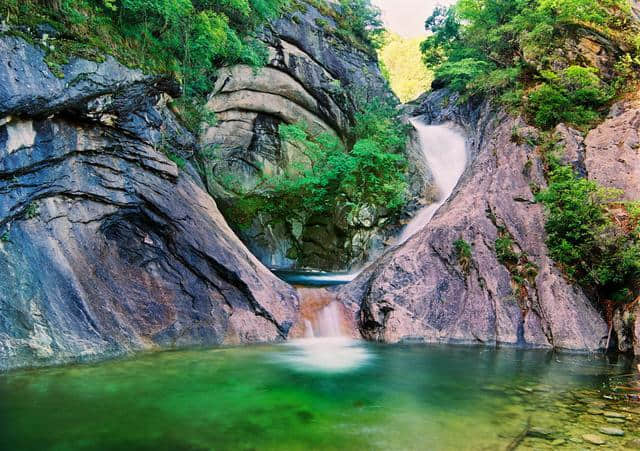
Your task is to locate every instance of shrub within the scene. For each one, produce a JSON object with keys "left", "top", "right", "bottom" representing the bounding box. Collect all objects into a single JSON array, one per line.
[
  {"left": 536, "top": 165, "right": 640, "bottom": 302},
  {"left": 526, "top": 66, "right": 613, "bottom": 129},
  {"left": 232, "top": 99, "right": 409, "bottom": 226},
  {"left": 454, "top": 238, "right": 472, "bottom": 272}
]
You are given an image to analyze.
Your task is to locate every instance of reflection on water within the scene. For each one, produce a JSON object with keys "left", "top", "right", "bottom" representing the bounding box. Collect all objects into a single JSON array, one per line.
[
  {"left": 0, "top": 345, "right": 638, "bottom": 450},
  {"left": 273, "top": 270, "right": 358, "bottom": 286}
]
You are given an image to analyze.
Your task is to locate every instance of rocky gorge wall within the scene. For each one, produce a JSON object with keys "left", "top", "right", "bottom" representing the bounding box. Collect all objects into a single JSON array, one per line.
[
  {"left": 0, "top": 36, "right": 299, "bottom": 371},
  {"left": 201, "top": 1, "right": 430, "bottom": 271},
  {"left": 339, "top": 89, "right": 640, "bottom": 352}
]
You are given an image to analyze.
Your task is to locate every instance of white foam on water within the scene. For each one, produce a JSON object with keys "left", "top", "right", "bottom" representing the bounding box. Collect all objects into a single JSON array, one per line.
[
  {"left": 276, "top": 300, "right": 372, "bottom": 373},
  {"left": 277, "top": 337, "right": 372, "bottom": 373}
]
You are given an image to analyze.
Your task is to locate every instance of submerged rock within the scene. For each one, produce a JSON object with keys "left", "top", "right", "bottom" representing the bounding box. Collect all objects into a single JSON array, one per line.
[
  {"left": 0, "top": 36, "right": 299, "bottom": 371},
  {"left": 582, "top": 434, "right": 607, "bottom": 445},
  {"left": 599, "top": 427, "right": 625, "bottom": 436}
]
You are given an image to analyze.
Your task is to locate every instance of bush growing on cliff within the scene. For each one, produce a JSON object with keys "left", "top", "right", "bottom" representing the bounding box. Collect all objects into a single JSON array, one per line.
[
  {"left": 420, "top": 0, "right": 638, "bottom": 128},
  {"left": 536, "top": 165, "right": 640, "bottom": 303},
  {"left": 229, "top": 99, "right": 409, "bottom": 225},
  {"left": 526, "top": 66, "right": 614, "bottom": 128},
  {"left": 2, "top": 0, "right": 291, "bottom": 129}
]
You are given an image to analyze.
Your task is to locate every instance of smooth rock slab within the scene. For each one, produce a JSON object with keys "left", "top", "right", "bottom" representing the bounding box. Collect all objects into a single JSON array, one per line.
[
  {"left": 604, "top": 411, "right": 627, "bottom": 418},
  {"left": 599, "top": 427, "right": 625, "bottom": 436},
  {"left": 582, "top": 434, "right": 607, "bottom": 445}
]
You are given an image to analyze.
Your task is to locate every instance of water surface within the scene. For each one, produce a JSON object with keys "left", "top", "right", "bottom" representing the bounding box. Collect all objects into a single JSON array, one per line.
[{"left": 1, "top": 344, "right": 638, "bottom": 450}]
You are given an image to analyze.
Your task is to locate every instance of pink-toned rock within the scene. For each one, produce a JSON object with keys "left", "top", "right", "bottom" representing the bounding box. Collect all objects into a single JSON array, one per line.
[
  {"left": 339, "top": 91, "right": 608, "bottom": 351},
  {"left": 585, "top": 101, "right": 640, "bottom": 200}
]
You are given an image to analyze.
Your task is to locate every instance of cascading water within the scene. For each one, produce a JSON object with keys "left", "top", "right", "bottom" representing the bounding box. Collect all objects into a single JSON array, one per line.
[
  {"left": 396, "top": 119, "right": 467, "bottom": 245},
  {"left": 273, "top": 118, "right": 467, "bottom": 288},
  {"left": 274, "top": 118, "right": 467, "bottom": 373},
  {"left": 276, "top": 288, "right": 371, "bottom": 372}
]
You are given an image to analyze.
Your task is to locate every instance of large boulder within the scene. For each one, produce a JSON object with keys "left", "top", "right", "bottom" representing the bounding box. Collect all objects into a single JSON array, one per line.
[
  {"left": 339, "top": 90, "right": 608, "bottom": 352},
  {"left": 200, "top": 1, "right": 428, "bottom": 271},
  {"left": 0, "top": 36, "right": 299, "bottom": 371}
]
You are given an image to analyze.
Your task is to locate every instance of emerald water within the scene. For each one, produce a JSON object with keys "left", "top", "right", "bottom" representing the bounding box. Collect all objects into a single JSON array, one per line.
[{"left": 1, "top": 343, "right": 639, "bottom": 450}]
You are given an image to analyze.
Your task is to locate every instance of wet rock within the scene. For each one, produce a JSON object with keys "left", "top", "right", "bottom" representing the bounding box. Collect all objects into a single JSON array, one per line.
[
  {"left": 551, "top": 439, "right": 566, "bottom": 446},
  {"left": 582, "top": 434, "right": 607, "bottom": 445},
  {"left": 603, "top": 411, "right": 627, "bottom": 419},
  {"left": 588, "top": 409, "right": 605, "bottom": 415},
  {"left": 599, "top": 427, "right": 625, "bottom": 436},
  {"left": 606, "top": 418, "right": 626, "bottom": 424}
]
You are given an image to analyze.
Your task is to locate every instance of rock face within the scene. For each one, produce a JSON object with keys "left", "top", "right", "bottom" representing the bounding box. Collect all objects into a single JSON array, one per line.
[
  {"left": 339, "top": 90, "right": 608, "bottom": 351},
  {"left": 201, "top": 2, "right": 427, "bottom": 271},
  {"left": 0, "top": 36, "right": 299, "bottom": 371},
  {"left": 584, "top": 100, "right": 640, "bottom": 201}
]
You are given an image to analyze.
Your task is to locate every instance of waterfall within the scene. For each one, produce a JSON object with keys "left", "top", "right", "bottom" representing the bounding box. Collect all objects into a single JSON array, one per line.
[
  {"left": 276, "top": 288, "right": 371, "bottom": 372},
  {"left": 396, "top": 119, "right": 467, "bottom": 245},
  {"left": 296, "top": 288, "right": 346, "bottom": 338}
]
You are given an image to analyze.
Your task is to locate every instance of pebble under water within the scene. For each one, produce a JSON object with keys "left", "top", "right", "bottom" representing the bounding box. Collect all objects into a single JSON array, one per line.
[{"left": 1, "top": 344, "right": 639, "bottom": 450}]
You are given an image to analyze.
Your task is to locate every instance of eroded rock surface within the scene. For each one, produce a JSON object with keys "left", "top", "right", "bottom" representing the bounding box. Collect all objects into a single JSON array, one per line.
[
  {"left": 201, "top": 2, "right": 427, "bottom": 271},
  {"left": 0, "top": 36, "right": 299, "bottom": 371},
  {"left": 339, "top": 90, "right": 608, "bottom": 351}
]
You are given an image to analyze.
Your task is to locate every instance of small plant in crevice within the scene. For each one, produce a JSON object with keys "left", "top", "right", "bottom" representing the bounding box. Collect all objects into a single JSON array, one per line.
[
  {"left": 493, "top": 225, "right": 539, "bottom": 304},
  {"left": 166, "top": 152, "right": 187, "bottom": 170},
  {"left": 495, "top": 235, "right": 519, "bottom": 265},
  {"left": 1, "top": 231, "right": 10, "bottom": 242},
  {"left": 453, "top": 238, "right": 472, "bottom": 274},
  {"left": 24, "top": 202, "right": 40, "bottom": 220}
]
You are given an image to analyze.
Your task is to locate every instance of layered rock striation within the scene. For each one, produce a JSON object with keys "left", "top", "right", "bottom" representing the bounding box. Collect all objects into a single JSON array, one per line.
[
  {"left": 0, "top": 36, "right": 299, "bottom": 371},
  {"left": 201, "top": 2, "right": 429, "bottom": 271}
]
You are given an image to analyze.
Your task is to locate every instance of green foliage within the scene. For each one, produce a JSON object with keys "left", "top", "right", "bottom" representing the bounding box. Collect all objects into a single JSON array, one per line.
[
  {"left": 495, "top": 235, "right": 518, "bottom": 265},
  {"left": 0, "top": 231, "right": 9, "bottom": 243},
  {"left": 378, "top": 32, "right": 433, "bottom": 102},
  {"left": 166, "top": 152, "right": 187, "bottom": 169},
  {"left": 454, "top": 238, "right": 472, "bottom": 272},
  {"left": 526, "top": 66, "right": 613, "bottom": 128},
  {"left": 536, "top": 165, "right": 640, "bottom": 302},
  {"left": 421, "top": 0, "right": 637, "bottom": 127},
  {"left": 336, "top": 0, "right": 384, "bottom": 50},
  {"left": 1, "top": 0, "right": 291, "bottom": 130},
  {"left": 24, "top": 202, "right": 40, "bottom": 220},
  {"left": 231, "top": 99, "right": 409, "bottom": 226}
]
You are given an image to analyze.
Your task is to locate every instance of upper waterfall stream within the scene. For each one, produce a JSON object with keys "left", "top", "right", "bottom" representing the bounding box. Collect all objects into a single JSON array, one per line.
[
  {"left": 396, "top": 119, "right": 467, "bottom": 245},
  {"left": 274, "top": 118, "right": 467, "bottom": 287}
]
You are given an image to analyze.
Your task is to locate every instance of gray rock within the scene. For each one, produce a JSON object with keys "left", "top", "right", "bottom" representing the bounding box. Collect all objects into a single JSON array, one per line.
[
  {"left": 339, "top": 91, "right": 607, "bottom": 351},
  {"left": 585, "top": 100, "right": 640, "bottom": 201},
  {"left": 599, "top": 427, "right": 625, "bottom": 436},
  {"left": 0, "top": 36, "right": 299, "bottom": 371},
  {"left": 199, "top": 2, "right": 425, "bottom": 271},
  {"left": 582, "top": 434, "right": 606, "bottom": 445}
]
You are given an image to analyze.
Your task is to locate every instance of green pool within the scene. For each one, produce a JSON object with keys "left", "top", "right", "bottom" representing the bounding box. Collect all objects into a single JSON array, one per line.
[{"left": 1, "top": 341, "right": 638, "bottom": 450}]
